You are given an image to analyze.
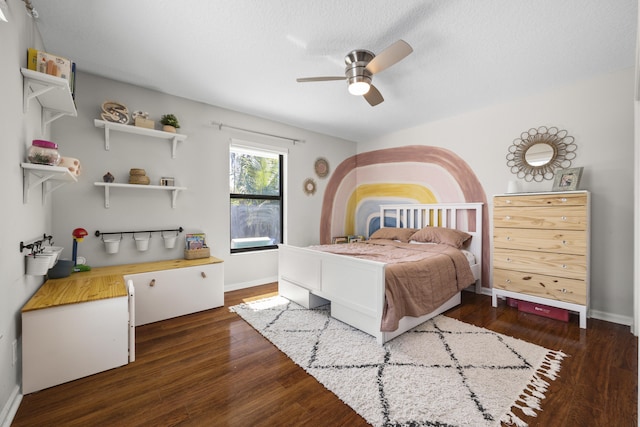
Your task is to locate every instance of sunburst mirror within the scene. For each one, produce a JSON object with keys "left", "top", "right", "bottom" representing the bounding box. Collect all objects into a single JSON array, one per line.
[{"left": 506, "top": 126, "right": 577, "bottom": 182}]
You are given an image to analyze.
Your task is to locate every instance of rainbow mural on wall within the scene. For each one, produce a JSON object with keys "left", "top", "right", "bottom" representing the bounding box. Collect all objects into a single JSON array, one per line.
[{"left": 320, "top": 145, "right": 490, "bottom": 287}]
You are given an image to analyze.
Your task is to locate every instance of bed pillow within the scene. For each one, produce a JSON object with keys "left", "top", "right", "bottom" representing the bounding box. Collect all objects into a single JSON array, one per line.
[
  {"left": 368, "top": 227, "right": 418, "bottom": 243},
  {"left": 409, "top": 227, "right": 471, "bottom": 248}
]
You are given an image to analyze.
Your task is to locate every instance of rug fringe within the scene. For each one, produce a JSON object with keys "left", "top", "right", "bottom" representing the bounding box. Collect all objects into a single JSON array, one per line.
[{"left": 502, "top": 350, "right": 568, "bottom": 427}]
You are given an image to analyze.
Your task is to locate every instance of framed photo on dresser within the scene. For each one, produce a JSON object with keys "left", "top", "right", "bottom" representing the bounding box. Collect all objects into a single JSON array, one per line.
[{"left": 552, "top": 167, "right": 583, "bottom": 191}]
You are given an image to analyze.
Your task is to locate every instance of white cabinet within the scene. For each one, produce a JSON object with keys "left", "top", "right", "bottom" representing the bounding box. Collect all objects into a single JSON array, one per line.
[
  {"left": 22, "top": 293, "right": 131, "bottom": 394},
  {"left": 128, "top": 262, "right": 224, "bottom": 326}
]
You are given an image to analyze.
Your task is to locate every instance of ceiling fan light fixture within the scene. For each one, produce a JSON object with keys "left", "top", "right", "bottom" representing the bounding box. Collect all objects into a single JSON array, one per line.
[
  {"left": 348, "top": 75, "right": 371, "bottom": 96},
  {"left": 349, "top": 81, "right": 370, "bottom": 96}
]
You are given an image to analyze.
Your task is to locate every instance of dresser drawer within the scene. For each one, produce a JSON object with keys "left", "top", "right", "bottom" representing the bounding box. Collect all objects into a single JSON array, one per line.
[
  {"left": 493, "top": 205, "right": 587, "bottom": 230},
  {"left": 493, "top": 228, "right": 587, "bottom": 255},
  {"left": 493, "top": 268, "right": 586, "bottom": 305},
  {"left": 494, "top": 193, "right": 587, "bottom": 207},
  {"left": 493, "top": 248, "right": 586, "bottom": 281}
]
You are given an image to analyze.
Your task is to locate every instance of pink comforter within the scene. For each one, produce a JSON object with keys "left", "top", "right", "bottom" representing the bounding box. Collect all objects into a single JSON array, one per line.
[{"left": 308, "top": 239, "right": 475, "bottom": 331}]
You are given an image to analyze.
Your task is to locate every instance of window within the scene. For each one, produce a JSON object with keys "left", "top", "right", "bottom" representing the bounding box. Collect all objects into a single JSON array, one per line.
[{"left": 229, "top": 145, "right": 283, "bottom": 253}]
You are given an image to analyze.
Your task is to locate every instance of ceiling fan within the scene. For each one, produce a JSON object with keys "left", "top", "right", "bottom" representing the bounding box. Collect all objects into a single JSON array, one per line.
[{"left": 296, "top": 40, "right": 413, "bottom": 107}]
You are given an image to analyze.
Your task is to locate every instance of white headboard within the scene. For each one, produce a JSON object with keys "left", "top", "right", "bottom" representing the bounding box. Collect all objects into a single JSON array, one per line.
[{"left": 378, "top": 203, "right": 484, "bottom": 284}]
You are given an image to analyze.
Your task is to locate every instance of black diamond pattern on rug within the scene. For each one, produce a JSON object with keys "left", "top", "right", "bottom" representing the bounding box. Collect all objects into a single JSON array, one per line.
[{"left": 231, "top": 296, "right": 566, "bottom": 427}]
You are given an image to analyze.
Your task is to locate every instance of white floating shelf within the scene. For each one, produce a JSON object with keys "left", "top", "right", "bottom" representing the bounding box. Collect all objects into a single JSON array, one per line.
[
  {"left": 21, "top": 68, "right": 77, "bottom": 133},
  {"left": 94, "top": 119, "right": 187, "bottom": 158},
  {"left": 94, "top": 182, "right": 187, "bottom": 209},
  {"left": 22, "top": 163, "right": 78, "bottom": 204}
]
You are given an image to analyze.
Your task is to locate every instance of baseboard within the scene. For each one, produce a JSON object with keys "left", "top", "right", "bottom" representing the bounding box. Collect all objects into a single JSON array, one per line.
[
  {"left": 590, "top": 309, "right": 633, "bottom": 328},
  {"left": 0, "top": 386, "right": 22, "bottom": 427},
  {"left": 224, "top": 276, "right": 278, "bottom": 293}
]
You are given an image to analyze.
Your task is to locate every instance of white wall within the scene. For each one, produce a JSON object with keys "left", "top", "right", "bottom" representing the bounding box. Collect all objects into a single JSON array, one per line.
[
  {"left": 359, "top": 68, "right": 635, "bottom": 323},
  {"left": 48, "top": 72, "right": 356, "bottom": 289},
  {"left": 1, "top": 4, "right": 356, "bottom": 420},
  {"left": 0, "top": 0, "right": 49, "bottom": 422}
]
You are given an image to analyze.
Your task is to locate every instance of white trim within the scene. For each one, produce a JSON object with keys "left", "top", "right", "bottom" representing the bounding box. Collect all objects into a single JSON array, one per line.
[
  {"left": 230, "top": 138, "right": 289, "bottom": 155},
  {"left": 225, "top": 277, "right": 278, "bottom": 292},
  {"left": 590, "top": 309, "right": 634, "bottom": 327},
  {"left": 0, "top": 386, "right": 22, "bottom": 427}
]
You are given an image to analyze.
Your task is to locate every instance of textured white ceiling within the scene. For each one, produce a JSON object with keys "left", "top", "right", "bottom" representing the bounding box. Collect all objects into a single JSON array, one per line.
[{"left": 30, "top": 0, "right": 637, "bottom": 142}]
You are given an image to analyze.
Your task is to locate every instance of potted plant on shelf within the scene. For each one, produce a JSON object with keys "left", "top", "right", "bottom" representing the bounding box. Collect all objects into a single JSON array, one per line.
[{"left": 160, "top": 114, "right": 180, "bottom": 133}]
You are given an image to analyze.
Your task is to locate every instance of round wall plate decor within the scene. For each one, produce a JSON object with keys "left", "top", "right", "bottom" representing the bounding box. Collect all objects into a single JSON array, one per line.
[
  {"left": 314, "top": 157, "right": 330, "bottom": 178},
  {"left": 303, "top": 178, "right": 316, "bottom": 195}
]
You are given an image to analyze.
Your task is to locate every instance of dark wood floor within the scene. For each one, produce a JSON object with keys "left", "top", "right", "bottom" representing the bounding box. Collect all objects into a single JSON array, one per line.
[{"left": 12, "top": 283, "right": 637, "bottom": 427}]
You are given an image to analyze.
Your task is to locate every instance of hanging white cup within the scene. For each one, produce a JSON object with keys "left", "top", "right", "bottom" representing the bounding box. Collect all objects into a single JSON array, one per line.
[
  {"left": 103, "top": 236, "right": 121, "bottom": 254},
  {"left": 162, "top": 231, "right": 178, "bottom": 249},
  {"left": 134, "top": 233, "right": 151, "bottom": 251}
]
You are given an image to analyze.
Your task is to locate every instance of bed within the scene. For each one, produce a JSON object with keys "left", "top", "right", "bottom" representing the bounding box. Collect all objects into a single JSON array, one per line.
[{"left": 278, "top": 203, "right": 483, "bottom": 344}]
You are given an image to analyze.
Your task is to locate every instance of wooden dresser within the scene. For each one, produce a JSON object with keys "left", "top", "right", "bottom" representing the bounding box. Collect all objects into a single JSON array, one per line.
[{"left": 491, "top": 191, "right": 590, "bottom": 328}]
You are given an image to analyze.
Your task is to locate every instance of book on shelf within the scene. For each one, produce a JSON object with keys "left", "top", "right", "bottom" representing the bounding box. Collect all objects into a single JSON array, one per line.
[
  {"left": 27, "top": 48, "right": 76, "bottom": 96},
  {"left": 185, "top": 233, "right": 207, "bottom": 250}
]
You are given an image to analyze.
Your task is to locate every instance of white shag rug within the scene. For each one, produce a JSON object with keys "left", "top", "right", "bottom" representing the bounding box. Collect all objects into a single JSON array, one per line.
[{"left": 230, "top": 296, "right": 566, "bottom": 427}]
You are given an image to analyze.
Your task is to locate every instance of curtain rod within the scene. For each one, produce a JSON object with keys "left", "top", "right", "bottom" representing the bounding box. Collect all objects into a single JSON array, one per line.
[{"left": 211, "top": 121, "right": 304, "bottom": 144}]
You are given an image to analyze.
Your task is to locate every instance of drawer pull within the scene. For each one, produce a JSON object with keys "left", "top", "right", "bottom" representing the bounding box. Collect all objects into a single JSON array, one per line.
[
  {"left": 505, "top": 200, "right": 512, "bottom": 204},
  {"left": 561, "top": 216, "right": 567, "bottom": 221},
  {"left": 506, "top": 258, "right": 511, "bottom": 262},
  {"left": 505, "top": 215, "right": 511, "bottom": 220},
  {"left": 562, "top": 264, "right": 567, "bottom": 269},
  {"left": 149, "top": 278, "right": 156, "bottom": 287},
  {"left": 201, "top": 271, "right": 207, "bottom": 279},
  {"left": 505, "top": 279, "right": 511, "bottom": 284},
  {"left": 561, "top": 198, "right": 567, "bottom": 202},
  {"left": 562, "top": 240, "right": 567, "bottom": 245},
  {"left": 559, "top": 288, "right": 572, "bottom": 294},
  {"left": 506, "top": 236, "right": 512, "bottom": 241}
]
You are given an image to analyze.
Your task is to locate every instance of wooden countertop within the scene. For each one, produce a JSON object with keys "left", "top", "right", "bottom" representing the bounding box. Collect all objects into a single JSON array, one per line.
[{"left": 22, "top": 257, "right": 223, "bottom": 313}]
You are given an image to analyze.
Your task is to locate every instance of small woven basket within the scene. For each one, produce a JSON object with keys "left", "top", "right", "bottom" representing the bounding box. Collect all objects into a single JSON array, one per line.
[{"left": 184, "top": 247, "right": 210, "bottom": 260}]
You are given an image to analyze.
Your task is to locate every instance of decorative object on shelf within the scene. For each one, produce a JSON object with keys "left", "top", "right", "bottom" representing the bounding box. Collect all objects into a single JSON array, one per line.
[
  {"left": 506, "top": 126, "right": 577, "bottom": 182},
  {"left": 59, "top": 156, "right": 81, "bottom": 176},
  {"left": 303, "top": 177, "right": 316, "bottom": 195},
  {"left": 184, "top": 232, "right": 209, "bottom": 259},
  {"left": 132, "top": 110, "right": 154, "bottom": 129},
  {"left": 129, "top": 168, "right": 150, "bottom": 185},
  {"left": 314, "top": 157, "right": 330, "bottom": 178},
  {"left": 160, "top": 114, "right": 180, "bottom": 133},
  {"left": 28, "top": 139, "right": 61, "bottom": 165},
  {"left": 101, "top": 101, "right": 129, "bottom": 124},
  {"left": 103, "top": 171, "right": 115, "bottom": 183},
  {"left": 552, "top": 166, "right": 583, "bottom": 192},
  {"left": 506, "top": 180, "right": 519, "bottom": 194},
  {"left": 160, "top": 177, "right": 175, "bottom": 186}
]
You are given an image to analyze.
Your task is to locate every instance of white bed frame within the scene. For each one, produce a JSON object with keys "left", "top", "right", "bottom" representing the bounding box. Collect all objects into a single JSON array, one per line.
[{"left": 278, "top": 203, "right": 483, "bottom": 344}]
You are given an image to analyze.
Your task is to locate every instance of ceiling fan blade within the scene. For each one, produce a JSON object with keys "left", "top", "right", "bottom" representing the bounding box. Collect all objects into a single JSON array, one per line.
[
  {"left": 365, "top": 40, "right": 413, "bottom": 75},
  {"left": 296, "top": 76, "right": 345, "bottom": 82},
  {"left": 363, "top": 85, "right": 384, "bottom": 106}
]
